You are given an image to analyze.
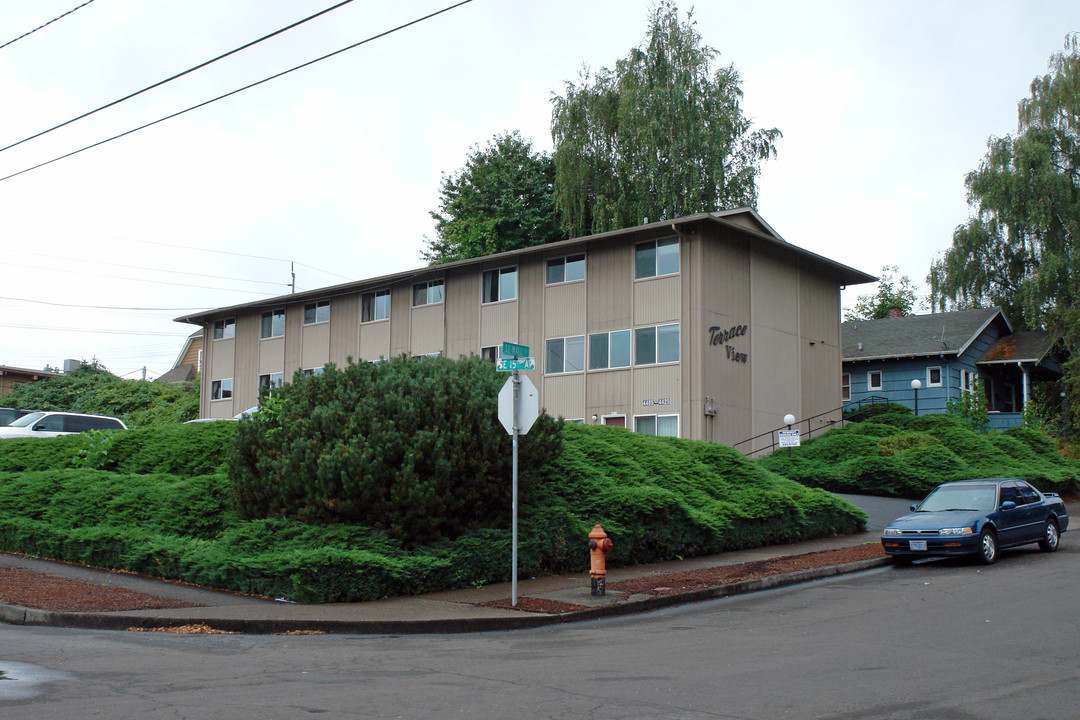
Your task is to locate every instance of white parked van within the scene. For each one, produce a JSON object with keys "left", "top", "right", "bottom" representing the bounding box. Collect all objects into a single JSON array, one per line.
[{"left": 0, "top": 411, "right": 127, "bottom": 438}]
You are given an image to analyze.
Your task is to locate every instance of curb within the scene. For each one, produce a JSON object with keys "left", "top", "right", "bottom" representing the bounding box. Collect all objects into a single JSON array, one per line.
[{"left": 0, "top": 557, "right": 891, "bottom": 635}]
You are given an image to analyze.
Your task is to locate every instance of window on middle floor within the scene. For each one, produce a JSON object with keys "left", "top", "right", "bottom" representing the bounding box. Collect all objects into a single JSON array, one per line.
[
  {"left": 482, "top": 267, "right": 517, "bottom": 303},
  {"left": 588, "top": 329, "right": 632, "bottom": 370},
  {"left": 546, "top": 335, "right": 585, "bottom": 374},
  {"left": 634, "top": 323, "right": 679, "bottom": 365}
]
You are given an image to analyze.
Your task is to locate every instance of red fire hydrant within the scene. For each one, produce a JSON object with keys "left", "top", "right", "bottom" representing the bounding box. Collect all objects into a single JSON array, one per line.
[{"left": 588, "top": 524, "right": 614, "bottom": 596}]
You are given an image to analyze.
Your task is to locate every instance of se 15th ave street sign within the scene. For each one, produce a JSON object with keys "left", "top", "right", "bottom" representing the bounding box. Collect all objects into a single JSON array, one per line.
[{"left": 497, "top": 357, "right": 535, "bottom": 371}]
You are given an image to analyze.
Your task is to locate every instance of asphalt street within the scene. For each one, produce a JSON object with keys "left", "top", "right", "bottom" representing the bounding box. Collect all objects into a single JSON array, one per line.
[{"left": 1, "top": 538, "right": 1076, "bottom": 719}]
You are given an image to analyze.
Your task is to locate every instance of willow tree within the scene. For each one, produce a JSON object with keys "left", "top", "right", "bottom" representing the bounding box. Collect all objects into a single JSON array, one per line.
[
  {"left": 550, "top": 1, "right": 781, "bottom": 237},
  {"left": 928, "top": 34, "right": 1080, "bottom": 432}
]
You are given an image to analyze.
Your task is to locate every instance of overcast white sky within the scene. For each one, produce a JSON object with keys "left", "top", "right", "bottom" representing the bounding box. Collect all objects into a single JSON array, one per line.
[{"left": 1, "top": 0, "right": 1078, "bottom": 379}]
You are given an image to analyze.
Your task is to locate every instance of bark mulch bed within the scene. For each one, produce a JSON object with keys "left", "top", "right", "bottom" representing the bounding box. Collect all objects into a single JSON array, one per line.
[
  {"left": 479, "top": 543, "right": 886, "bottom": 614},
  {"left": 0, "top": 566, "right": 203, "bottom": 613}
]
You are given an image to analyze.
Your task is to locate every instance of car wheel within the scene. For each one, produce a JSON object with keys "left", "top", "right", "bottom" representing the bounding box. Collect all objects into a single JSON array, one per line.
[
  {"left": 1038, "top": 518, "right": 1060, "bottom": 552},
  {"left": 976, "top": 528, "right": 998, "bottom": 565}
]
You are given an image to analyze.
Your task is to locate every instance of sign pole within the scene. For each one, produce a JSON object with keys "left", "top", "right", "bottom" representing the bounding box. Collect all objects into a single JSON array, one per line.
[{"left": 511, "top": 367, "right": 520, "bottom": 606}]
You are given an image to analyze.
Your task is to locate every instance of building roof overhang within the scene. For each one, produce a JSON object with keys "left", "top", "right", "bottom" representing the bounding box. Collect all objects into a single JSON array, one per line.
[{"left": 176, "top": 208, "right": 877, "bottom": 326}]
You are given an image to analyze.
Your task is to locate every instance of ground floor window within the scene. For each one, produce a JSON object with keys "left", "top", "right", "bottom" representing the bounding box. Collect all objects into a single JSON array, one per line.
[
  {"left": 635, "top": 414, "right": 678, "bottom": 437},
  {"left": 868, "top": 370, "right": 882, "bottom": 391},
  {"left": 302, "top": 367, "right": 325, "bottom": 377},
  {"left": 480, "top": 346, "right": 497, "bottom": 363},
  {"left": 927, "top": 366, "right": 942, "bottom": 387},
  {"left": 259, "top": 372, "right": 283, "bottom": 394},
  {"left": 841, "top": 373, "right": 850, "bottom": 401},
  {"left": 960, "top": 369, "right": 978, "bottom": 393}
]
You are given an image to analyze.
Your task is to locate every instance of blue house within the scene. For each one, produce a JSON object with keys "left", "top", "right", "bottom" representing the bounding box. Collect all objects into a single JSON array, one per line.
[{"left": 841, "top": 307, "right": 1065, "bottom": 429}]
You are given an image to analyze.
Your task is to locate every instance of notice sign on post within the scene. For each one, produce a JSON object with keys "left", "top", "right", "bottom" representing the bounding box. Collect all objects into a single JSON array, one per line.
[{"left": 778, "top": 429, "right": 801, "bottom": 448}]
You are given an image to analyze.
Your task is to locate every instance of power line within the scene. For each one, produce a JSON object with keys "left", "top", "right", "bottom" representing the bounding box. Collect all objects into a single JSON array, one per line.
[
  {"left": 0, "top": 0, "right": 475, "bottom": 184},
  {"left": 0, "top": 295, "right": 207, "bottom": 312},
  {"left": 0, "top": 0, "right": 355, "bottom": 154},
  {"left": 0, "top": 0, "right": 96, "bottom": 51},
  {"left": 3, "top": 260, "right": 284, "bottom": 295},
  {"left": 8, "top": 247, "right": 292, "bottom": 287},
  {"left": 0, "top": 322, "right": 189, "bottom": 337}
]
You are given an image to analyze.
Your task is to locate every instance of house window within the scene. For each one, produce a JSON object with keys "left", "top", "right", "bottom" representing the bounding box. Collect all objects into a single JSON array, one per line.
[
  {"left": 927, "top": 366, "right": 942, "bottom": 387},
  {"left": 412, "top": 280, "right": 444, "bottom": 306},
  {"left": 635, "top": 237, "right": 679, "bottom": 279},
  {"left": 480, "top": 346, "right": 498, "bottom": 363},
  {"left": 636, "top": 414, "right": 679, "bottom": 437},
  {"left": 362, "top": 289, "right": 390, "bottom": 322},
  {"left": 546, "top": 254, "right": 585, "bottom": 284},
  {"left": 589, "top": 329, "right": 632, "bottom": 370},
  {"left": 546, "top": 336, "right": 585, "bottom": 374},
  {"left": 302, "top": 367, "right": 325, "bottom": 378},
  {"left": 258, "top": 372, "right": 283, "bottom": 394},
  {"left": 868, "top": 371, "right": 882, "bottom": 391},
  {"left": 303, "top": 300, "right": 330, "bottom": 325},
  {"left": 211, "top": 378, "right": 233, "bottom": 400},
  {"left": 635, "top": 323, "right": 679, "bottom": 365},
  {"left": 260, "top": 309, "right": 285, "bottom": 339},
  {"left": 841, "top": 373, "right": 851, "bottom": 401},
  {"left": 482, "top": 267, "right": 517, "bottom": 303},
  {"left": 212, "top": 318, "right": 235, "bottom": 340},
  {"left": 960, "top": 369, "right": 978, "bottom": 393},
  {"left": 412, "top": 352, "right": 442, "bottom": 360}
]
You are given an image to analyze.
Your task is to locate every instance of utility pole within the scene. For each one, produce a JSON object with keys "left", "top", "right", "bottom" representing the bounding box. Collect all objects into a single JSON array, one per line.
[{"left": 291, "top": 262, "right": 296, "bottom": 293}]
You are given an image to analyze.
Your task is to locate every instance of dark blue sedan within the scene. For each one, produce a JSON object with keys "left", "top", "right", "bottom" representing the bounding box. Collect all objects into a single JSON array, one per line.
[{"left": 881, "top": 478, "right": 1070, "bottom": 565}]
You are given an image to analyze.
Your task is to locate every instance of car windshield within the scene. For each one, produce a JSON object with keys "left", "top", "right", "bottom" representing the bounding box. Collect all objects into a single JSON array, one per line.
[
  {"left": 917, "top": 485, "right": 996, "bottom": 512},
  {"left": 7, "top": 412, "right": 44, "bottom": 428}
]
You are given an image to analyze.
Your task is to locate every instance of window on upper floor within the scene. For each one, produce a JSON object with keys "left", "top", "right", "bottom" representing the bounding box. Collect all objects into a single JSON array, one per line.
[
  {"left": 635, "top": 323, "right": 679, "bottom": 365},
  {"left": 412, "top": 280, "right": 444, "bottom": 307},
  {"left": 260, "top": 309, "right": 285, "bottom": 339},
  {"left": 635, "top": 237, "right": 679, "bottom": 279},
  {"left": 482, "top": 267, "right": 517, "bottom": 303},
  {"left": 362, "top": 289, "right": 390, "bottom": 322},
  {"left": 546, "top": 254, "right": 585, "bottom": 284},
  {"left": 546, "top": 335, "right": 585, "bottom": 374},
  {"left": 589, "top": 329, "right": 632, "bottom": 370},
  {"left": 303, "top": 300, "right": 330, "bottom": 325},
  {"left": 212, "top": 318, "right": 235, "bottom": 340}
]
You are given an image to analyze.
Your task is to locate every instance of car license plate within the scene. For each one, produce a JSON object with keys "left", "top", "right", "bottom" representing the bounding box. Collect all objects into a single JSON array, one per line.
[{"left": 909, "top": 540, "right": 927, "bottom": 551}]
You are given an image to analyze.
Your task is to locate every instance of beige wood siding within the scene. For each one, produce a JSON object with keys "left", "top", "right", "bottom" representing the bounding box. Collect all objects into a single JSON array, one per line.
[
  {"left": 544, "top": 282, "right": 587, "bottom": 337},
  {"left": 209, "top": 338, "right": 234, "bottom": 380},
  {"left": 301, "top": 323, "right": 331, "bottom": 370},
  {"left": 390, "top": 282, "right": 417, "bottom": 356},
  {"left": 259, "top": 337, "right": 285, "bottom": 375},
  {"left": 283, "top": 302, "right": 304, "bottom": 379},
  {"left": 445, "top": 270, "right": 480, "bottom": 358},
  {"left": 633, "top": 275, "right": 680, "bottom": 326},
  {"left": 542, "top": 373, "right": 586, "bottom": 420},
  {"left": 329, "top": 294, "right": 360, "bottom": 366},
  {"left": 586, "top": 243, "right": 632, "bottom": 333},
  {"left": 233, "top": 313, "right": 260, "bottom": 413},
  {"left": 633, "top": 364, "right": 681, "bottom": 414},
  {"left": 480, "top": 300, "right": 518, "bottom": 348},
  {"left": 358, "top": 319, "right": 391, "bottom": 362},
  {"left": 587, "top": 369, "right": 632, "bottom": 419},
  {"left": 410, "top": 304, "right": 445, "bottom": 355}
]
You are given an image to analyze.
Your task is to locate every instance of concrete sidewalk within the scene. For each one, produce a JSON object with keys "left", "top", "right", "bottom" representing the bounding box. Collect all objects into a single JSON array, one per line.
[{"left": 0, "top": 532, "right": 888, "bottom": 635}]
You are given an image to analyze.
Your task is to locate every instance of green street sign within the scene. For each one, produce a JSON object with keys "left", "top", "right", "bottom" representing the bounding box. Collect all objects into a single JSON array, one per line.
[
  {"left": 497, "top": 357, "right": 535, "bottom": 372},
  {"left": 501, "top": 341, "right": 529, "bottom": 359}
]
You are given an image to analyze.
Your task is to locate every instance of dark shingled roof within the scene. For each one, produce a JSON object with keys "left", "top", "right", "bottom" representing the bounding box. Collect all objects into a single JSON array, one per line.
[
  {"left": 842, "top": 308, "right": 1008, "bottom": 361},
  {"left": 977, "top": 331, "right": 1058, "bottom": 365}
]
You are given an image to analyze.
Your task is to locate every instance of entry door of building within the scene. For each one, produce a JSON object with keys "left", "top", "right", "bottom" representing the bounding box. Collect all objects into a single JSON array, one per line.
[{"left": 602, "top": 415, "right": 625, "bottom": 428}]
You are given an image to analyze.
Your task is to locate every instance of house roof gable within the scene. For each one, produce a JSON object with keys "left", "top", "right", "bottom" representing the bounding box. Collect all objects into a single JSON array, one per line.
[{"left": 842, "top": 307, "right": 1010, "bottom": 362}]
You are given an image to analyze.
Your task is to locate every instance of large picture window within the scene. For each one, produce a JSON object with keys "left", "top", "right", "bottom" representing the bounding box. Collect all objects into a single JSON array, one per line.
[
  {"left": 635, "top": 237, "right": 679, "bottom": 279},
  {"left": 588, "top": 329, "right": 631, "bottom": 370},
  {"left": 260, "top": 309, "right": 285, "bottom": 339},
  {"left": 546, "top": 254, "right": 585, "bottom": 284},
  {"left": 634, "top": 323, "right": 679, "bottom": 365},
  {"left": 546, "top": 335, "right": 585, "bottom": 374},
  {"left": 362, "top": 289, "right": 390, "bottom": 322},
  {"left": 412, "top": 280, "right": 444, "bottom": 306},
  {"left": 303, "top": 300, "right": 330, "bottom": 325},
  {"left": 635, "top": 414, "right": 678, "bottom": 437},
  {"left": 482, "top": 267, "right": 517, "bottom": 303}
]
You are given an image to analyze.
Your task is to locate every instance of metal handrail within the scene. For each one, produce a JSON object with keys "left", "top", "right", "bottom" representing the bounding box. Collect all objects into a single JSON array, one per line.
[{"left": 730, "top": 396, "right": 891, "bottom": 455}]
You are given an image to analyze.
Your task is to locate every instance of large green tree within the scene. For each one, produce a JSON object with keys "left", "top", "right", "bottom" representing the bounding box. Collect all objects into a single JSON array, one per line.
[
  {"left": 422, "top": 131, "right": 565, "bottom": 265},
  {"left": 928, "top": 34, "right": 1080, "bottom": 433},
  {"left": 549, "top": 1, "right": 781, "bottom": 237},
  {"left": 844, "top": 265, "right": 919, "bottom": 321}
]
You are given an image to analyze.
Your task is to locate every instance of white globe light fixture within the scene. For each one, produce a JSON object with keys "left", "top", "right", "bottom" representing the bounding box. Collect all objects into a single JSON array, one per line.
[
  {"left": 911, "top": 378, "right": 922, "bottom": 416},
  {"left": 783, "top": 413, "right": 796, "bottom": 427}
]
